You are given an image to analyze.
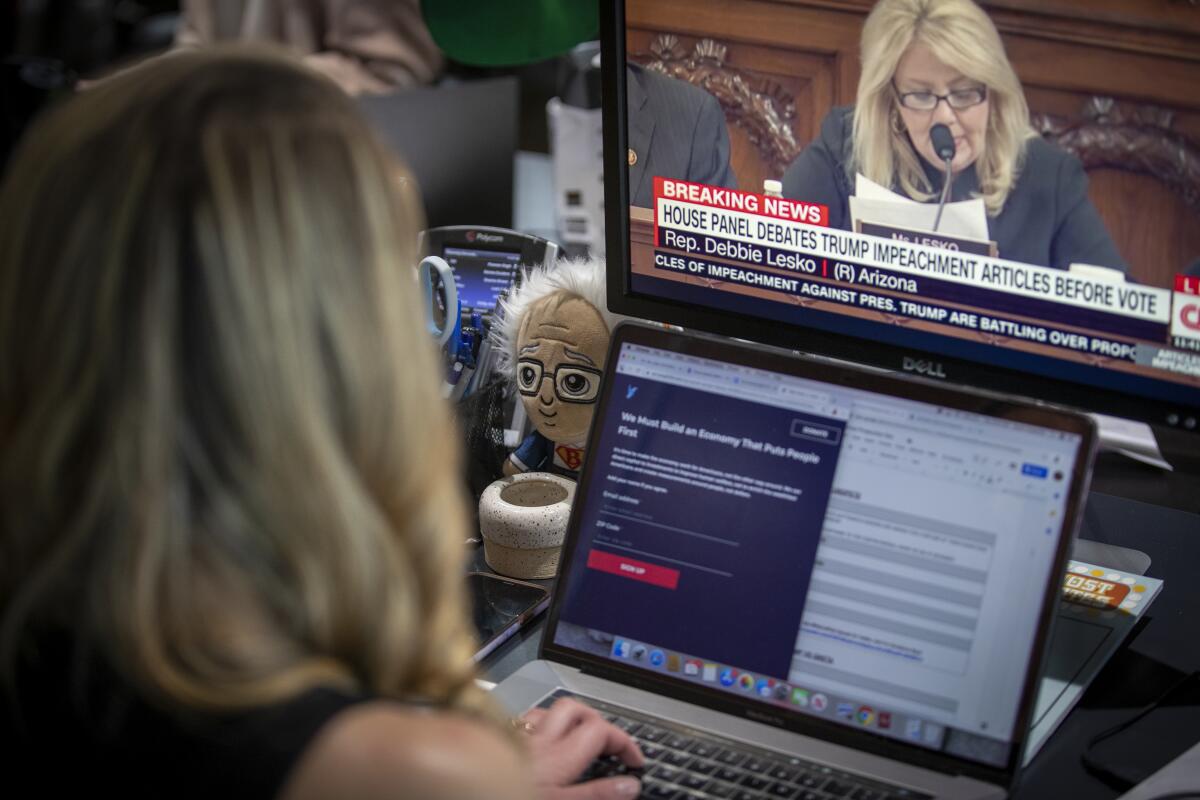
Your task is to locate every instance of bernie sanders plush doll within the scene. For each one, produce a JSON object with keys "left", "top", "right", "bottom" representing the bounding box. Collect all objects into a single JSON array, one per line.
[{"left": 492, "top": 257, "right": 626, "bottom": 478}]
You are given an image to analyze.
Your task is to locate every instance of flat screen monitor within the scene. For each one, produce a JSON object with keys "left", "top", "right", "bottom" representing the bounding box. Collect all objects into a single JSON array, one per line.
[{"left": 599, "top": 1, "right": 1200, "bottom": 433}]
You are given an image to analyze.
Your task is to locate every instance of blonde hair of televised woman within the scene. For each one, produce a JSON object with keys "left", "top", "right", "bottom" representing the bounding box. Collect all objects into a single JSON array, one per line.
[
  {"left": 852, "top": 0, "right": 1035, "bottom": 215},
  {"left": 0, "top": 48, "right": 495, "bottom": 722}
]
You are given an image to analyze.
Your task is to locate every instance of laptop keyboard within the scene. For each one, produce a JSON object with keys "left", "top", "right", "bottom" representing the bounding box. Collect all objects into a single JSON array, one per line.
[{"left": 538, "top": 691, "right": 931, "bottom": 800}]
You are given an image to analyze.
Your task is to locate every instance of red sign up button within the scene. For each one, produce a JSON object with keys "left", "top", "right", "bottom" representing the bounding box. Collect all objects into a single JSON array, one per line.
[{"left": 587, "top": 549, "right": 680, "bottom": 589}]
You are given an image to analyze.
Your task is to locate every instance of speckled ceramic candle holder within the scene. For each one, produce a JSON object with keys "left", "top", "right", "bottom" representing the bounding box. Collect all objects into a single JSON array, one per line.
[{"left": 478, "top": 472, "right": 576, "bottom": 579}]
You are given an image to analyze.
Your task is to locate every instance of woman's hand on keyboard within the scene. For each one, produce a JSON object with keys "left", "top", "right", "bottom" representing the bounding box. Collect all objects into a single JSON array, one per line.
[{"left": 521, "top": 698, "right": 645, "bottom": 798}]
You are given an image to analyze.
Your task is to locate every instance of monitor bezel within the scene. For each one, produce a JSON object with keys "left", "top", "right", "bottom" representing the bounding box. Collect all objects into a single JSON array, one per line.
[
  {"left": 599, "top": 0, "right": 1200, "bottom": 433},
  {"left": 539, "top": 321, "right": 1096, "bottom": 789}
]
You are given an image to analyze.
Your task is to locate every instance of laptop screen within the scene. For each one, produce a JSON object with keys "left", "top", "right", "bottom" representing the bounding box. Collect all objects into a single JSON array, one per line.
[{"left": 550, "top": 334, "right": 1085, "bottom": 770}]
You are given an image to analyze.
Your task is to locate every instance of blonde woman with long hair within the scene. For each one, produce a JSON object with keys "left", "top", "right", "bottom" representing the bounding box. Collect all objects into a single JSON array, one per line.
[
  {"left": 781, "top": 0, "right": 1125, "bottom": 272},
  {"left": 0, "top": 48, "right": 642, "bottom": 799}
]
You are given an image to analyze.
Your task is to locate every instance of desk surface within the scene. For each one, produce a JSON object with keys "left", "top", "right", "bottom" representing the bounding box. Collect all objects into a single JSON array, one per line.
[
  {"left": 1023, "top": 491, "right": 1200, "bottom": 798},
  {"left": 477, "top": 453, "right": 1200, "bottom": 798},
  {"left": 1091, "top": 442, "right": 1200, "bottom": 517}
]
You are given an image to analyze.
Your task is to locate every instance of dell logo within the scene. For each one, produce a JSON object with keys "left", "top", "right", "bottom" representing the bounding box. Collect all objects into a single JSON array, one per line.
[{"left": 902, "top": 356, "right": 947, "bottom": 379}]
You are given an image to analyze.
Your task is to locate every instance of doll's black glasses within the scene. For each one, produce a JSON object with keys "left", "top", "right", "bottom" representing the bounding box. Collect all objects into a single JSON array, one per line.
[{"left": 516, "top": 359, "right": 603, "bottom": 403}]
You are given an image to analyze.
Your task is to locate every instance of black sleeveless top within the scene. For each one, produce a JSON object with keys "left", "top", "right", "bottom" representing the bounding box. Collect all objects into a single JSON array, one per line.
[{"left": 2, "top": 634, "right": 367, "bottom": 798}]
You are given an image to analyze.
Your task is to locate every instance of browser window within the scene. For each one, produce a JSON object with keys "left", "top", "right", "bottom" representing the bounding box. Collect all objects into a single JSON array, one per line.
[{"left": 553, "top": 341, "right": 1082, "bottom": 768}]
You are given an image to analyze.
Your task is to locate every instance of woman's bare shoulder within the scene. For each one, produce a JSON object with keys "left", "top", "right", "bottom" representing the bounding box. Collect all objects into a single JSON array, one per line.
[{"left": 280, "top": 700, "right": 533, "bottom": 800}]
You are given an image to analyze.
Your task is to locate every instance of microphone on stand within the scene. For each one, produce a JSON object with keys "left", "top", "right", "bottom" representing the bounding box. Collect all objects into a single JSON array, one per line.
[{"left": 930, "top": 124, "right": 955, "bottom": 232}]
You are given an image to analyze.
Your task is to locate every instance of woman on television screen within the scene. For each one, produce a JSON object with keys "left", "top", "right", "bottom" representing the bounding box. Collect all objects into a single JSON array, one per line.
[{"left": 782, "top": 0, "right": 1126, "bottom": 273}]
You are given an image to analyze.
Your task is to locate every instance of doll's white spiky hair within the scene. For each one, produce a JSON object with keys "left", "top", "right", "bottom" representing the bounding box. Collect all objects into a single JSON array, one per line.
[{"left": 491, "top": 256, "right": 629, "bottom": 381}]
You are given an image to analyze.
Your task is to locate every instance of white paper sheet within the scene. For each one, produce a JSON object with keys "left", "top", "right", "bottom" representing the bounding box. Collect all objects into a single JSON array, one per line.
[
  {"left": 1090, "top": 413, "right": 1173, "bottom": 471},
  {"left": 1068, "top": 263, "right": 1127, "bottom": 282},
  {"left": 852, "top": 173, "right": 990, "bottom": 241}
]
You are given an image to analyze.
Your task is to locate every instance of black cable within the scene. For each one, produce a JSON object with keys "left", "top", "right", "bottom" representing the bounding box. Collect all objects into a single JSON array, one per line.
[{"left": 1080, "top": 671, "right": 1199, "bottom": 790}]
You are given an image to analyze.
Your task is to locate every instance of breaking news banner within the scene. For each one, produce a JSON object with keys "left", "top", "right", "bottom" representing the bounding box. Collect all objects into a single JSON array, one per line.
[
  {"left": 653, "top": 178, "right": 1166, "bottom": 325},
  {"left": 655, "top": 225, "right": 1164, "bottom": 343},
  {"left": 646, "top": 178, "right": 1200, "bottom": 382},
  {"left": 654, "top": 177, "right": 828, "bottom": 226},
  {"left": 654, "top": 250, "right": 1146, "bottom": 365}
]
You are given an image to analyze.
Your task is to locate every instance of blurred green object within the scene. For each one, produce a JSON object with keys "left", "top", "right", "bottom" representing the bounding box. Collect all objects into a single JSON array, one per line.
[{"left": 421, "top": 0, "right": 600, "bottom": 66}]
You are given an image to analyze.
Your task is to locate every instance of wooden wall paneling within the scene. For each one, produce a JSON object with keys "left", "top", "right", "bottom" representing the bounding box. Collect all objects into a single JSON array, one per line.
[
  {"left": 981, "top": 0, "right": 1200, "bottom": 52},
  {"left": 1003, "top": 36, "right": 1199, "bottom": 112},
  {"left": 627, "top": 0, "right": 864, "bottom": 60},
  {"left": 628, "top": 27, "right": 839, "bottom": 191},
  {"left": 1029, "top": 96, "right": 1200, "bottom": 284},
  {"left": 1009, "top": 35, "right": 1200, "bottom": 285},
  {"left": 1024, "top": 87, "right": 1200, "bottom": 143},
  {"left": 1024, "top": 86, "right": 1200, "bottom": 283},
  {"left": 626, "top": 0, "right": 867, "bottom": 190},
  {"left": 625, "top": 0, "right": 865, "bottom": 102},
  {"left": 1087, "top": 170, "right": 1200, "bottom": 286}
]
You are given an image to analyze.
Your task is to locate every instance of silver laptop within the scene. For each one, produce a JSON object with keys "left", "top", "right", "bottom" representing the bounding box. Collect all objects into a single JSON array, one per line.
[{"left": 493, "top": 323, "right": 1096, "bottom": 799}]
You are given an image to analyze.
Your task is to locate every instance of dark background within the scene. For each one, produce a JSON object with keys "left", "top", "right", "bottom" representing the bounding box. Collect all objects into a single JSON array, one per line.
[
  {"left": 556, "top": 373, "right": 844, "bottom": 677},
  {"left": 2, "top": 1, "right": 565, "bottom": 175}
]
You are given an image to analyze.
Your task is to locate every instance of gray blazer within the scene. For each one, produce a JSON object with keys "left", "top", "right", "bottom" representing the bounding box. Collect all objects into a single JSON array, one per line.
[
  {"left": 781, "top": 107, "right": 1127, "bottom": 272},
  {"left": 627, "top": 64, "right": 737, "bottom": 208}
]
